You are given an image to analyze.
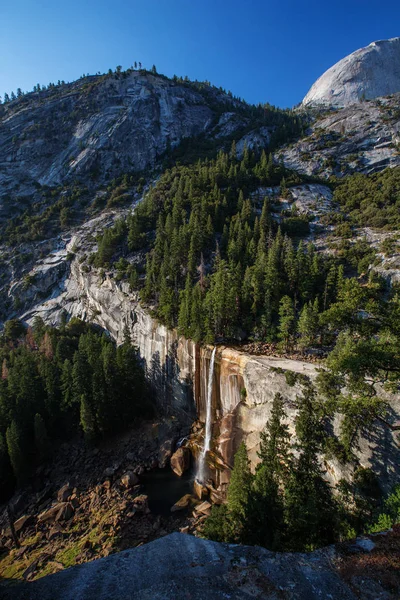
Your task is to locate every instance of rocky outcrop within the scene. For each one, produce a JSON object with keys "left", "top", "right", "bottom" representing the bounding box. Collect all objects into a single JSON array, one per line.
[
  {"left": 303, "top": 38, "right": 400, "bottom": 107},
  {"left": 280, "top": 94, "right": 400, "bottom": 178},
  {"left": 4, "top": 531, "right": 398, "bottom": 600}
]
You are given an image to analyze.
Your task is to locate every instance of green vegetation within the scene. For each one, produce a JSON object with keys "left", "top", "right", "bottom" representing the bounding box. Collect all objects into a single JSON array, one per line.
[
  {"left": 94, "top": 148, "right": 334, "bottom": 343},
  {"left": 203, "top": 385, "right": 399, "bottom": 551},
  {"left": 333, "top": 167, "right": 400, "bottom": 230},
  {"left": 0, "top": 317, "right": 151, "bottom": 500}
]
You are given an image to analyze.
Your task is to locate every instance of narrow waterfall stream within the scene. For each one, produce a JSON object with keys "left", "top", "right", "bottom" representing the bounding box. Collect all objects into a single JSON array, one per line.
[{"left": 196, "top": 347, "right": 216, "bottom": 484}]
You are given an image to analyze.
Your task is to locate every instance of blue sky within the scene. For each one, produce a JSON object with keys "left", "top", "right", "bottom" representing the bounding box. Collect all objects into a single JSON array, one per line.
[{"left": 1, "top": 1, "right": 399, "bottom": 107}]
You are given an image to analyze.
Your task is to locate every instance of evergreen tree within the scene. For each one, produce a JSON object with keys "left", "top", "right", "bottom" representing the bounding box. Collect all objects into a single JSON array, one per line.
[
  {"left": 297, "top": 298, "right": 319, "bottom": 351},
  {"left": 225, "top": 442, "right": 253, "bottom": 542},
  {"left": 284, "top": 385, "right": 337, "bottom": 550},
  {"left": 0, "top": 432, "right": 14, "bottom": 500},
  {"left": 251, "top": 393, "right": 290, "bottom": 548},
  {"left": 34, "top": 413, "right": 49, "bottom": 461},
  {"left": 6, "top": 420, "right": 25, "bottom": 483},
  {"left": 278, "top": 295, "right": 295, "bottom": 352},
  {"left": 80, "top": 394, "right": 97, "bottom": 442}
]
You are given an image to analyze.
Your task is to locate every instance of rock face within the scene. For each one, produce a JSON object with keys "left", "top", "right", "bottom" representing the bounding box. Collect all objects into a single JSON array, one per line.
[
  {"left": 2, "top": 531, "right": 388, "bottom": 600},
  {"left": 303, "top": 38, "right": 400, "bottom": 107},
  {"left": 280, "top": 94, "right": 400, "bottom": 178},
  {"left": 0, "top": 70, "right": 263, "bottom": 214}
]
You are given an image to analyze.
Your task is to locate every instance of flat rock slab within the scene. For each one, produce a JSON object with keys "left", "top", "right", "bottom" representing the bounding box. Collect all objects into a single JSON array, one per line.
[{"left": 1, "top": 533, "right": 358, "bottom": 600}]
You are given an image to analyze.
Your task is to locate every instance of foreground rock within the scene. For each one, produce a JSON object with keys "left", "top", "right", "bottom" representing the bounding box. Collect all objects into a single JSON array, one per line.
[{"left": 3, "top": 531, "right": 398, "bottom": 600}]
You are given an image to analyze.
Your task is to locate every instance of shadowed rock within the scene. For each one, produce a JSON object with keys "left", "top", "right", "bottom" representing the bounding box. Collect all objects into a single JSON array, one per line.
[{"left": 1, "top": 532, "right": 359, "bottom": 599}]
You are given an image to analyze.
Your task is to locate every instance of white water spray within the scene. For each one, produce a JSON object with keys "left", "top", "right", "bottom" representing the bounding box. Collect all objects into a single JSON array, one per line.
[{"left": 196, "top": 347, "right": 216, "bottom": 484}]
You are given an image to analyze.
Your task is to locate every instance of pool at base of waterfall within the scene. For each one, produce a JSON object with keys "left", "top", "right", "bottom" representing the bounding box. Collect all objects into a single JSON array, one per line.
[{"left": 141, "top": 467, "right": 195, "bottom": 516}]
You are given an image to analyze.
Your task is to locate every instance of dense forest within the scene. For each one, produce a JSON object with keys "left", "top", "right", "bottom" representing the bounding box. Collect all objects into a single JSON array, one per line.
[
  {"left": 93, "top": 147, "right": 331, "bottom": 344},
  {"left": 333, "top": 166, "right": 400, "bottom": 230},
  {"left": 0, "top": 317, "right": 151, "bottom": 500}
]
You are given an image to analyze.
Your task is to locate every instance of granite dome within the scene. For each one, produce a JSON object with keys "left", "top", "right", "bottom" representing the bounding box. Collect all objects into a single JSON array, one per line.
[{"left": 302, "top": 37, "right": 400, "bottom": 107}]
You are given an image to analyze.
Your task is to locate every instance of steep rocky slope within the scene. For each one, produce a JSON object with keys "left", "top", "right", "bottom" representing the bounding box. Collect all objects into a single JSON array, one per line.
[
  {"left": 303, "top": 37, "right": 400, "bottom": 107},
  {"left": 0, "top": 69, "right": 276, "bottom": 234},
  {"left": 0, "top": 71, "right": 234, "bottom": 194},
  {"left": 281, "top": 94, "right": 400, "bottom": 178}
]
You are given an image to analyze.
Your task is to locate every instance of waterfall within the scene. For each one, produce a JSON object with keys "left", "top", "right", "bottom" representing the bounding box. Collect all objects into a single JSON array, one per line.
[{"left": 196, "top": 347, "right": 216, "bottom": 484}]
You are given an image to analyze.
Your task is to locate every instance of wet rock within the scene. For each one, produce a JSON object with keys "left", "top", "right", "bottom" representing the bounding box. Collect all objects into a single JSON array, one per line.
[
  {"left": 56, "top": 502, "right": 74, "bottom": 522},
  {"left": 170, "top": 494, "right": 193, "bottom": 513},
  {"left": 170, "top": 447, "right": 190, "bottom": 477},
  {"left": 208, "top": 487, "right": 225, "bottom": 505},
  {"left": 193, "top": 480, "right": 207, "bottom": 500},
  {"left": 194, "top": 501, "right": 212, "bottom": 516}
]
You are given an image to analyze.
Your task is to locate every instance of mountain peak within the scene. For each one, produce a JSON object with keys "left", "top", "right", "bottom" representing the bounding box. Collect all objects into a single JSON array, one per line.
[{"left": 302, "top": 37, "right": 400, "bottom": 107}]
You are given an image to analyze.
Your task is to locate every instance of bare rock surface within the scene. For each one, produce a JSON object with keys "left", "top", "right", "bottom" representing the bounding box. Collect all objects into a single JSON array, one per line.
[
  {"left": 303, "top": 38, "right": 400, "bottom": 107},
  {"left": 1, "top": 532, "right": 361, "bottom": 600},
  {"left": 280, "top": 95, "right": 400, "bottom": 178}
]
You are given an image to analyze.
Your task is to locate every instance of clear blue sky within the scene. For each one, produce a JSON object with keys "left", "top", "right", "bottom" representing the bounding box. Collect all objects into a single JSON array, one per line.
[{"left": 1, "top": 0, "right": 399, "bottom": 108}]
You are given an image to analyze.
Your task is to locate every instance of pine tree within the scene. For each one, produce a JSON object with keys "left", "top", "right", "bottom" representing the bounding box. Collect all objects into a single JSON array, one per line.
[
  {"left": 34, "top": 413, "right": 50, "bottom": 461},
  {"left": 297, "top": 299, "right": 319, "bottom": 352},
  {"left": 278, "top": 295, "right": 295, "bottom": 352},
  {"left": 284, "top": 385, "right": 337, "bottom": 551},
  {"left": 80, "top": 394, "right": 97, "bottom": 442},
  {"left": 252, "top": 393, "right": 290, "bottom": 548},
  {"left": 0, "top": 433, "right": 14, "bottom": 500},
  {"left": 225, "top": 442, "right": 253, "bottom": 542},
  {"left": 6, "top": 420, "right": 25, "bottom": 483}
]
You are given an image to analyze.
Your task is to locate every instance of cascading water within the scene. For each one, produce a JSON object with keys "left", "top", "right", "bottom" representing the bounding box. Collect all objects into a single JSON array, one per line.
[{"left": 196, "top": 347, "right": 216, "bottom": 484}]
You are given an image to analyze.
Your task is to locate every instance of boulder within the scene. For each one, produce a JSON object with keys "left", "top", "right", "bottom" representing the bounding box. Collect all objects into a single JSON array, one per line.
[
  {"left": 170, "top": 447, "right": 190, "bottom": 477},
  {"left": 13, "top": 514, "right": 34, "bottom": 535},
  {"left": 38, "top": 502, "right": 74, "bottom": 524},
  {"left": 193, "top": 479, "right": 207, "bottom": 500},
  {"left": 57, "top": 483, "right": 72, "bottom": 503},
  {"left": 194, "top": 501, "right": 212, "bottom": 516},
  {"left": 56, "top": 502, "right": 74, "bottom": 522},
  {"left": 170, "top": 494, "right": 193, "bottom": 513},
  {"left": 132, "top": 495, "right": 150, "bottom": 514},
  {"left": 120, "top": 471, "right": 139, "bottom": 489}
]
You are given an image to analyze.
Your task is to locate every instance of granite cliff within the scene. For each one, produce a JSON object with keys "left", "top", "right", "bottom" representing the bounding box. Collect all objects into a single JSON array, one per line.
[{"left": 302, "top": 37, "right": 400, "bottom": 107}]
